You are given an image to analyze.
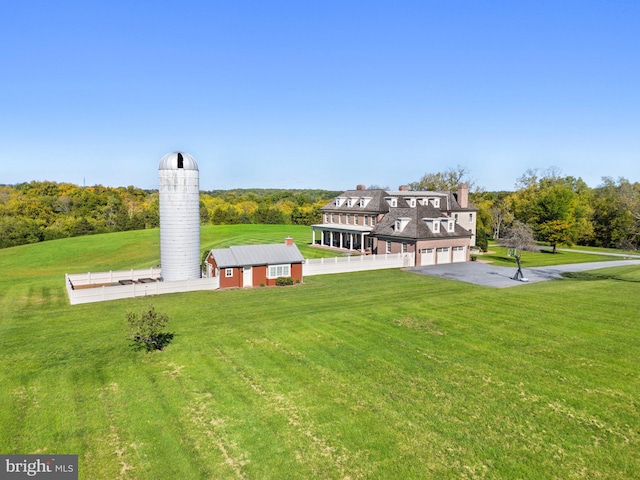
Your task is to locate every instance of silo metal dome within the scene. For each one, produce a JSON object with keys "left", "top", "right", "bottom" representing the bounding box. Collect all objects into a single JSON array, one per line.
[{"left": 158, "top": 152, "right": 201, "bottom": 281}]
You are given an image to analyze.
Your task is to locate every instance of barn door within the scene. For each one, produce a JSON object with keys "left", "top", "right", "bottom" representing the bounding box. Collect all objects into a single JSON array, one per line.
[{"left": 243, "top": 267, "right": 253, "bottom": 287}]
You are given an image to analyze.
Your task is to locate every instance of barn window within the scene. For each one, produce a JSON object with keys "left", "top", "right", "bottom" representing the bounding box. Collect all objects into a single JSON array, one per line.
[
  {"left": 177, "top": 152, "right": 184, "bottom": 169},
  {"left": 268, "top": 264, "right": 290, "bottom": 279},
  {"left": 225, "top": 268, "right": 233, "bottom": 277}
]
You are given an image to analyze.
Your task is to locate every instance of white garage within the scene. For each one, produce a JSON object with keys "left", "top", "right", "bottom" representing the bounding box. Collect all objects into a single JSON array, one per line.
[
  {"left": 436, "top": 247, "right": 451, "bottom": 264},
  {"left": 420, "top": 248, "right": 435, "bottom": 266},
  {"left": 452, "top": 246, "right": 466, "bottom": 263}
]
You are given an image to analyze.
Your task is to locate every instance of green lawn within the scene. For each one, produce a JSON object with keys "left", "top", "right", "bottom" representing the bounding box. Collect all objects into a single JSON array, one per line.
[
  {"left": 479, "top": 243, "right": 625, "bottom": 267},
  {"left": 1, "top": 226, "right": 639, "bottom": 479}
]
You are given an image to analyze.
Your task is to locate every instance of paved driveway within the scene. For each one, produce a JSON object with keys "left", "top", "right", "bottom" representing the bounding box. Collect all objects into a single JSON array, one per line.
[{"left": 406, "top": 260, "right": 640, "bottom": 288}]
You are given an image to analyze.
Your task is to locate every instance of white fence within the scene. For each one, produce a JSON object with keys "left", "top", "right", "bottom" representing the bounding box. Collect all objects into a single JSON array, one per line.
[
  {"left": 303, "top": 253, "right": 414, "bottom": 276},
  {"left": 67, "top": 268, "right": 161, "bottom": 287},
  {"left": 66, "top": 269, "right": 219, "bottom": 305},
  {"left": 66, "top": 253, "right": 413, "bottom": 305}
]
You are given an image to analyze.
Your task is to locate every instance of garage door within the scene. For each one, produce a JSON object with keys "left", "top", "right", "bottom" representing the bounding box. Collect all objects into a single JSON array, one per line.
[
  {"left": 436, "top": 247, "right": 450, "bottom": 264},
  {"left": 420, "top": 248, "right": 435, "bottom": 266},
  {"left": 452, "top": 246, "right": 466, "bottom": 263}
]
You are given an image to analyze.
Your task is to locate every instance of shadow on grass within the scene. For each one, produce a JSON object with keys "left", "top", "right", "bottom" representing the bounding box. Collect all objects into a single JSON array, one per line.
[
  {"left": 130, "top": 332, "right": 175, "bottom": 352},
  {"left": 562, "top": 272, "right": 640, "bottom": 283}
]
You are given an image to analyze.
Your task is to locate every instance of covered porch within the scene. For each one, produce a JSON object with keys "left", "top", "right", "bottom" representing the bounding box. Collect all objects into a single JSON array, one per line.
[{"left": 311, "top": 224, "right": 373, "bottom": 254}]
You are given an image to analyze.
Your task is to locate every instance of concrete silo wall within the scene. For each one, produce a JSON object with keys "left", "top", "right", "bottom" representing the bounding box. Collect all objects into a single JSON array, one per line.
[{"left": 159, "top": 167, "right": 201, "bottom": 281}]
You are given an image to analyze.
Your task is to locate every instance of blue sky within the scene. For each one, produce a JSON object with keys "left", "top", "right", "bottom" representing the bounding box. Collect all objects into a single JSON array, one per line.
[{"left": 2, "top": 0, "right": 639, "bottom": 192}]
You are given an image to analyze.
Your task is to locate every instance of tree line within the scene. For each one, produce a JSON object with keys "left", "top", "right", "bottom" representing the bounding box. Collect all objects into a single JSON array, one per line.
[
  {"left": 0, "top": 182, "right": 339, "bottom": 248},
  {"left": 2, "top": 171, "right": 639, "bottom": 252}
]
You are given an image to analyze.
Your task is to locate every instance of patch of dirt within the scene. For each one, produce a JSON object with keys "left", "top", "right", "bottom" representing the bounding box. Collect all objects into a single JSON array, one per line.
[{"left": 394, "top": 317, "right": 445, "bottom": 335}]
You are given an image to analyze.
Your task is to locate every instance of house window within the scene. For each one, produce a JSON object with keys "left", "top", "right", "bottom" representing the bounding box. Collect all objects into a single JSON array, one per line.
[
  {"left": 432, "top": 221, "right": 440, "bottom": 233},
  {"left": 268, "top": 264, "right": 291, "bottom": 278},
  {"left": 339, "top": 214, "right": 343, "bottom": 224},
  {"left": 454, "top": 213, "right": 459, "bottom": 221},
  {"left": 354, "top": 214, "right": 358, "bottom": 225},
  {"left": 386, "top": 241, "right": 392, "bottom": 254},
  {"left": 395, "top": 220, "right": 401, "bottom": 231},
  {"left": 346, "top": 214, "right": 351, "bottom": 224},
  {"left": 371, "top": 217, "right": 376, "bottom": 226},
  {"left": 225, "top": 268, "right": 233, "bottom": 277},
  {"left": 363, "top": 216, "right": 368, "bottom": 226},
  {"left": 324, "top": 213, "right": 329, "bottom": 223},
  {"left": 331, "top": 213, "right": 335, "bottom": 223},
  {"left": 402, "top": 243, "right": 407, "bottom": 253},
  {"left": 469, "top": 213, "right": 474, "bottom": 222}
]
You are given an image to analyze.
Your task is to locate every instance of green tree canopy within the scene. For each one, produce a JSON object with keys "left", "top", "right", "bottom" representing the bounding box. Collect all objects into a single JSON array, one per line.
[{"left": 508, "top": 169, "right": 594, "bottom": 252}]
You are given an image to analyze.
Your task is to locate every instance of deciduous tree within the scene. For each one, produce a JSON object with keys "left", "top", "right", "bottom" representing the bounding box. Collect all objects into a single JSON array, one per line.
[
  {"left": 502, "top": 221, "right": 538, "bottom": 281},
  {"left": 409, "top": 165, "right": 475, "bottom": 191},
  {"left": 126, "top": 305, "right": 173, "bottom": 352}
]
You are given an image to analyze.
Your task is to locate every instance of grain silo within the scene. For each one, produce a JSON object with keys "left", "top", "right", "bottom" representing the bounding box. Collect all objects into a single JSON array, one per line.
[{"left": 158, "top": 151, "right": 201, "bottom": 281}]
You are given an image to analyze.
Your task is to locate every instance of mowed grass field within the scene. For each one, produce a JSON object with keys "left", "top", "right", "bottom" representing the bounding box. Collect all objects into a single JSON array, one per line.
[{"left": 1, "top": 225, "right": 639, "bottom": 479}]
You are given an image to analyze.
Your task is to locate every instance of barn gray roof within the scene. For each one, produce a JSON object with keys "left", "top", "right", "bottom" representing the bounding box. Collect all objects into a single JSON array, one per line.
[{"left": 209, "top": 243, "right": 304, "bottom": 268}]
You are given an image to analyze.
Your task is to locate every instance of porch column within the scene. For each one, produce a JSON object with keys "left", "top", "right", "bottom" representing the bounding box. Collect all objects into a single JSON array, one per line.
[
  {"left": 312, "top": 229, "right": 316, "bottom": 245},
  {"left": 329, "top": 231, "right": 334, "bottom": 247},
  {"left": 361, "top": 232, "right": 365, "bottom": 253},
  {"left": 339, "top": 232, "right": 344, "bottom": 249},
  {"left": 349, "top": 233, "right": 354, "bottom": 250}
]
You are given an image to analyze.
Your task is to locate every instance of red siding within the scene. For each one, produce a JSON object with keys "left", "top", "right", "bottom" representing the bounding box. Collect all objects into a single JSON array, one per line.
[
  {"left": 220, "top": 267, "right": 242, "bottom": 288},
  {"left": 291, "top": 263, "right": 303, "bottom": 282},
  {"left": 253, "top": 266, "right": 268, "bottom": 287}
]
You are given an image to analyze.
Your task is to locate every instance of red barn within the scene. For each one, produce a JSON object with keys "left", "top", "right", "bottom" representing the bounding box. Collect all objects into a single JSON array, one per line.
[{"left": 205, "top": 239, "right": 304, "bottom": 289}]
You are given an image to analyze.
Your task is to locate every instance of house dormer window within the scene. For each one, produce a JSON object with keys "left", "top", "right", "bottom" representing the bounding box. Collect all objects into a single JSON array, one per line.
[
  {"left": 385, "top": 197, "right": 397, "bottom": 207},
  {"left": 405, "top": 197, "right": 416, "bottom": 207},
  {"left": 395, "top": 217, "right": 411, "bottom": 232},
  {"left": 428, "top": 197, "right": 440, "bottom": 208},
  {"left": 445, "top": 219, "right": 455, "bottom": 232},
  {"left": 359, "top": 197, "right": 372, "bottom": 208},
  {"left": 347, "top": 197, "right": 358, "bottom": 207},
  {"left": 424, "top": 218, "right": 440, "bottom": 233},
  {"left": 334, "top": 197, "right": 345, "bottom": 207}
]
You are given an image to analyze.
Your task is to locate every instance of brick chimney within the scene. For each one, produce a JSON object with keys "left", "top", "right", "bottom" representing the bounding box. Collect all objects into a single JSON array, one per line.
[
  {"left": 457, "top": 183, "right": 469, "bottom": 209},
  {"left": 285, "top": 237, "right": 293, "bottom": 246},
  {"left": 356, "top": 184, "right": 366, "bottom": 191},
  {"left": 399, "top": 185, "right": 409, "bottom": 191}
]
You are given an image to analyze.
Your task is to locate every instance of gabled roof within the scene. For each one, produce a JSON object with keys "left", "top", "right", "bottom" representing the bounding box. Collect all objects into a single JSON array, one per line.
[
  {"left": 373, "top": 205, "right": 472, "bottom": 240},
  {"left": 209, "top": 244, "right": 304, "bottom": 268}
]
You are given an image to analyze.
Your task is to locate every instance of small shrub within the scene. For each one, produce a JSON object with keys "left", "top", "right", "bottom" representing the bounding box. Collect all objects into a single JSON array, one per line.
[
  {"left": 260, "top": 282, "right": 266, "bottom": 287},
  {"left": 276, "top": 277, "right": 294, "bottom": 286},
  {"left": 126, "top": 305, "right": 173, "bottom": 352},
  {"left": 470, "top": 254, "right": 477, "bottom": 262}
]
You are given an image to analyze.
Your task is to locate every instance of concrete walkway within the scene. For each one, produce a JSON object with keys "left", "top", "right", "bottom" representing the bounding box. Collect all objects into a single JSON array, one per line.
[{"left": 406, "top": 260, "right": 640, "bottom": 288}]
